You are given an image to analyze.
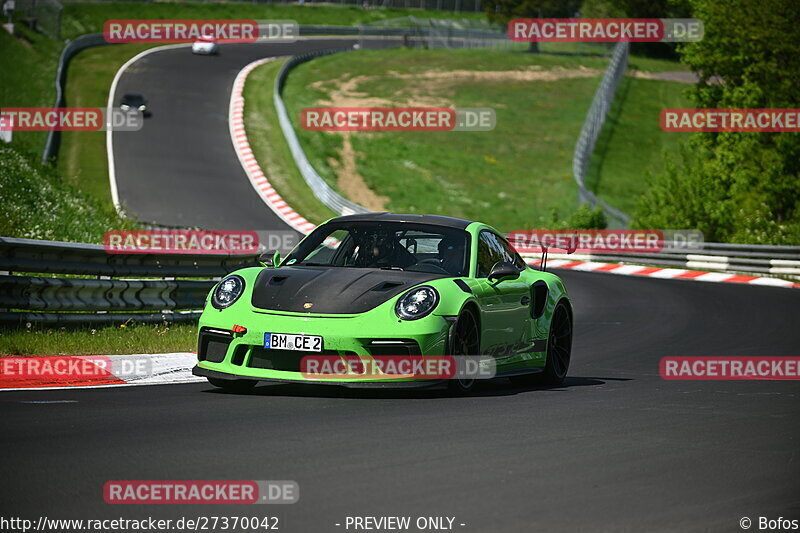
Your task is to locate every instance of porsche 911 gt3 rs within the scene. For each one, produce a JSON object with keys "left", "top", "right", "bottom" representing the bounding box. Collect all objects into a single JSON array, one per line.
[{"left": 192, "top": 213, "right": 572, "bottom": 392}]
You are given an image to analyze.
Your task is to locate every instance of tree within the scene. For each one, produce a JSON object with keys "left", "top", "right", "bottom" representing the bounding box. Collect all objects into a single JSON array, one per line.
[{"left": 635, "top": 0, "right": 800, "bottom": 244}]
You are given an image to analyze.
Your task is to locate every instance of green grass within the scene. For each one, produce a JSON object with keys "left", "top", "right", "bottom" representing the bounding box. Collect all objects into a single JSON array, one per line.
[
  {"left": 281, "top": 47, "right": 616, "bottom": 231},
  {"left": 0, "top": 323, "right": 197, "bottom": 355},
  {"left": 60, "top": 3, "right": 484, "bottom": 40},
  {"left": 0, "top": 23, "right": 62, "bottom": 156},
  {"left": 269, "top": 47, "right": 690, "bottom": 230},
  {"left": 58, "top": 43, "right": 162, "bottom": 204},
  {"left": 0, "top": 144, "right": 139, "bottom": 241},
  {"left": 583, "top": 77, "right": 692, "bottom": 214},
  {"left": 244, "top": 59, "right": 338, "bottom": 225}
]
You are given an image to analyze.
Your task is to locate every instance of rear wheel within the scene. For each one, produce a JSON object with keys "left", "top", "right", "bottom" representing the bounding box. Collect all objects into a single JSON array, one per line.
[
  {"left": 448, "top": 308, "right": 480, "bottom": 394},
  {"left": 511, "top": 300, "right": 572, "bottom": 386},
  {"left": 207, "top": 377, "right": 257, "bottom": 393}
]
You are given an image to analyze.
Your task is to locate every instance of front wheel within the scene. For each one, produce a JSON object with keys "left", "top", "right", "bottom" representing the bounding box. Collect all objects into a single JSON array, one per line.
[
  {"left": 207, "top": 377, "right": 257, "bottom": 393},
  {"left": 448, "top": 308, "right": 480, "bottom": 394}
]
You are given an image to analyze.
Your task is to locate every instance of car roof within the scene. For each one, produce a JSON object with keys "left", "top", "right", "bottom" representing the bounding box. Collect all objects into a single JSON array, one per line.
[{"left": 329, "top": 213, "right": 473, "bottom": 230}]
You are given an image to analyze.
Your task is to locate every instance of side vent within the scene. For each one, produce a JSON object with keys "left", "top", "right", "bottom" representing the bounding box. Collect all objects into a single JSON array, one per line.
[
  {"left": 531, "top": 281, "right": 548, "bottom": 319},
  {"left": 453, "top": 279, "right": 472, "bottom": 294}
]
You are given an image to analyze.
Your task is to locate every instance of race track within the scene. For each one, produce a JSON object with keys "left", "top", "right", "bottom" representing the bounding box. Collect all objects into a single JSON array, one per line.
[
  {"left": 4, "top": 37, "right": 798, "bottom": 532},
  {"left": 111, "top": 39, "right": 362, "bottom": 230},
  {"left": 2, "top": 271, "right": 799, "bottom": 531}
]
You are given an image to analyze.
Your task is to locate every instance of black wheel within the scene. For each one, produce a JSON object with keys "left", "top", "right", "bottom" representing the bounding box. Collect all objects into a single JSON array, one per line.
[
  {"left": 448, "top": 308, "right": 480, "bottom": 394},
  {"left": 207, "top": 377, "right": 257, "bottom": 393},
  {"left": 510, "top": 300, "right": 572, "bottom": 386}
]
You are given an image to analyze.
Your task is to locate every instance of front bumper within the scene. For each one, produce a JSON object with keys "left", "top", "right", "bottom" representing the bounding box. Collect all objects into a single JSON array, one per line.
[
  {"left": 193, "top": 366, "right": 445, "bottom": 388},
  {"left": 195, "top": 309, "right": 454, "bottom": 383}
]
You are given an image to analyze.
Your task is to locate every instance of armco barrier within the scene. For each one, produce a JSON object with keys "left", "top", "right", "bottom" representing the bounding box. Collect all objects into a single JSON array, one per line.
[
  {"left": 274, "top": 49, "right": 372, "bottom": 216},
  {"left": 0, "top": 237, "right": 261, "bottom": 326},
  {"left": 41, "top": 33, "right": 112, "bottom": 164},
  {"left": 520, "top": 241, "right": 800, "bottom": 280}
]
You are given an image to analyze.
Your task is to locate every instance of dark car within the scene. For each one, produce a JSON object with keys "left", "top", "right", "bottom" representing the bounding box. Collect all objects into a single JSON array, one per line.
[{"left": 119, "top": 93, "right": 149, "bottom": 116}]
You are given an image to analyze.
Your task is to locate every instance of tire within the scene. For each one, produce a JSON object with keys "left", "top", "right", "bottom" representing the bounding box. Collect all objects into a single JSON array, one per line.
[
  {"left": 447, "top": 308, "right": 480, "bottom": 394},
  {"left": 510, "top": 300, "right": 572, "bottom": 386},
  {"left": 207, "top": 377, "right": 257, "bottom": 393}
]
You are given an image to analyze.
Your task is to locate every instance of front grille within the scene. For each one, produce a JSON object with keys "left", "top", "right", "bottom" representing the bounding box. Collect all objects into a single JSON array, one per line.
[
  {"left": 198, "top": 330, "right": 233, "bottom": 363},
  {"left": 247, "top": 348, "right": 350, "bottom": 372},
  {"left": 364, "top": 339, "right": 421, "bottom": 357}
]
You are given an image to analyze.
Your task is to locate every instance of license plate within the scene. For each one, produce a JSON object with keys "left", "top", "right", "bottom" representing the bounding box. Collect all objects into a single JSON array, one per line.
[{"left": 264, "top": 333, "right": 323, "bottom": 352}]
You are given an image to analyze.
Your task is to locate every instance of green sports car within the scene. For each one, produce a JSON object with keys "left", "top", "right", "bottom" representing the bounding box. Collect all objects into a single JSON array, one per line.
[{"left": 192, "top": 213, "right": 572, "bottom": 392}]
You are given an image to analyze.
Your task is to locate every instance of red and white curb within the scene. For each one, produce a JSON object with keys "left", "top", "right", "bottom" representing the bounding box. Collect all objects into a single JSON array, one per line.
[
  {"left": 230, "top": 58, "right": 317, "bottom": 235},
  {"left": 0, "top": 353, "right": 203, "bottom": 391},
  {"left": 529, "top": 258, "right": 800, "bottom": 289}
]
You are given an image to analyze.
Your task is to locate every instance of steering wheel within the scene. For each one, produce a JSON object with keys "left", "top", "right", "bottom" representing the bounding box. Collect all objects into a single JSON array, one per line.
[{"left": 415, "top": 258, "right": 450, "bottom": 274}]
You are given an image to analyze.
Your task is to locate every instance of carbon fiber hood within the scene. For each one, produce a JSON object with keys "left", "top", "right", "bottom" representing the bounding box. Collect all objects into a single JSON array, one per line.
[{"left": 250, "top": 267, "right": 445, "bottom": 314}]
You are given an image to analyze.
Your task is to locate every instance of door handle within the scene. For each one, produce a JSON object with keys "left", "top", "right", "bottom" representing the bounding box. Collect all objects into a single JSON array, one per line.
[{"left": 520, "top": 296, "right": 531, "bottom": 305}]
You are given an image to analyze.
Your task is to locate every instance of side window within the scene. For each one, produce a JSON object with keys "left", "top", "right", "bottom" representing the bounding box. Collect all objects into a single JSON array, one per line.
[
  {"left": 476, "top": 231, "right": 505, "bottom": 278},
  {"left": 499, "top": 237, "right": 528, "bottom": 271}
]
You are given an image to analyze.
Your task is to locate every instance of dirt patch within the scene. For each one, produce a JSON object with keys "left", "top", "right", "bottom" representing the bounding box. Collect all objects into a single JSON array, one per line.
[
  {"left": 309, "top": 66, "right": 604, "bottom": 209},
  {"left": 327, "top": 135, "right": 389, "bottom": 211},
  {"left": 627, "top": 70, "right": 700, "bottom": 84},
  {"left": 310, "top": 66, "right": 604, "bottom": 108}
]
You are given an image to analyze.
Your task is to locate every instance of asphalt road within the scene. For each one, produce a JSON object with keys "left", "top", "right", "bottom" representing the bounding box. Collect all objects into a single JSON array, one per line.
[
  {"left": 2, "top": 271, "right": 799, "bottom": 532},
  {"left": 111, "top": 39, "right": 363, "bottom": 230}
]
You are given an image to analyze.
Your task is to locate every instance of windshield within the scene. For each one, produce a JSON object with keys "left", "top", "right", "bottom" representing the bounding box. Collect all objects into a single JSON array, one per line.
[{"left": 284, "top": 222, "right": 470, "bottom": 277}]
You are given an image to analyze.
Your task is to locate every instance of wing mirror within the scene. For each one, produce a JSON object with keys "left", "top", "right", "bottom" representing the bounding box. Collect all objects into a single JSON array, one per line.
[
  {"left": 259, "top": 250, "right": 281, "bottom": 268},
  {"left": 487, "top": 261, "right": 520, "bottom": 283}
]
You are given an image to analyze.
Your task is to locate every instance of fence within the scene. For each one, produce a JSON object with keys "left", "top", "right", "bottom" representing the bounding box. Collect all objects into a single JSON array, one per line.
[
  {"left": 55, "top": 0, "right": 485, "bottom": 12},
  {"left": 358, "top": 17, "right": 511, "bottom": 49},
  {"left": 13, "top": 0, "right": 62, "bottom": 39},
  {"left": 572, "top": 41, "right": 632, "bottom": 228},
  {"left": 0, "top": 237, "right": 261, "bottom": 326}
]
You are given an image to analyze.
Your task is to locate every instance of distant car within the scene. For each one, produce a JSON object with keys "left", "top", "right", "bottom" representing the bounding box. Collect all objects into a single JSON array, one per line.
[
  {"left": 192, "top": 35, "right": 219, "bottom": 55},
  {"left": 119, "top": 93, "right": 149, "bottom": 116}
]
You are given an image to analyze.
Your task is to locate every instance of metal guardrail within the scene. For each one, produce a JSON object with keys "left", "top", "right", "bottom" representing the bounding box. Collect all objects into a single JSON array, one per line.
[
  {"left": 0, "top": 237, "right": 261, "bottom": 326},
  {"left": 522, "top": 241, "right": 800, "bottom": 280},
  {"left": 1, "top": 235, "right": 796, "bottom": 327},
  {"left": 274, "top": 49, "right": 372, "bottom": 216},
  {"left": 41, "top": 33, "right": 110, "bottom": 164},
  {"left": 572, "top": 41, "right": 632, "bottom": 228}
]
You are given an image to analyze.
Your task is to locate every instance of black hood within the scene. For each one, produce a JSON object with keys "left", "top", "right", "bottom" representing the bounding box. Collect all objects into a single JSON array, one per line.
[{"left": 250, "top": 267, "right": 445, "bottom": 314}]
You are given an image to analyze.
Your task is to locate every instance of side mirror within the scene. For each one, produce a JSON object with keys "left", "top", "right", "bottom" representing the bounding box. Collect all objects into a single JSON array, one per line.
[
  {"left": 487, "top": 261, "right": 520, "bottom": 283},
  {"left": 259, "top": 250, "right": 281, "bottom": 268}
]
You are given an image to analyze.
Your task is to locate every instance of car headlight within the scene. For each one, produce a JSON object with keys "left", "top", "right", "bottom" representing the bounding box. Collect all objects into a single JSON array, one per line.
[
  {"left": 212, "top": 275, "right": 245, "bottom": 309},
  {"left": 395, "top": 286, "right": 439, "bottom": 320},
  {"left": 120, "top": 104, "right": 130, "bottom": 111},
  {"left": 138, "top": 105, "right": 146, "bottom": 111}
]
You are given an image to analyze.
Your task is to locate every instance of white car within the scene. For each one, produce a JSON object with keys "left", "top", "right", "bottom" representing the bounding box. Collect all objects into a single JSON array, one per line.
[{"left": 192, "top": 35, "right": 219, "bottom": 55}]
